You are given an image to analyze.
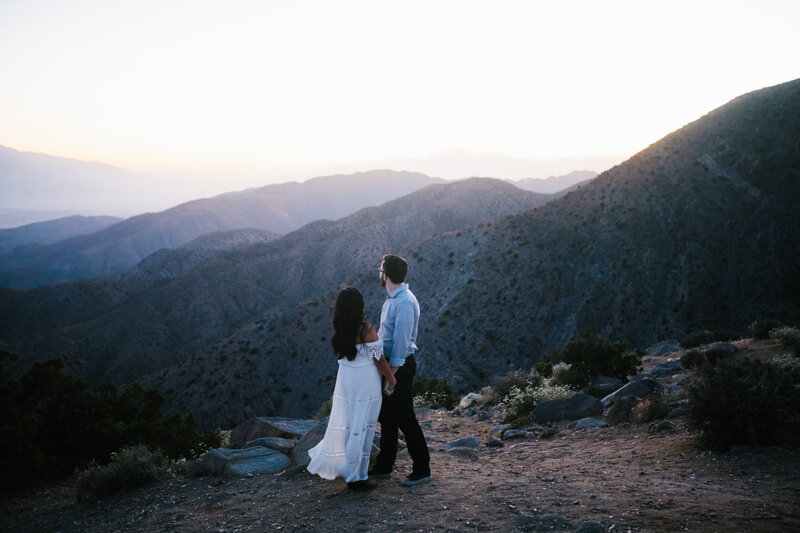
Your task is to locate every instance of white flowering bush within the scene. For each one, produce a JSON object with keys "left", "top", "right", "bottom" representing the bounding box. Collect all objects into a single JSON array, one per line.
[
  {"left": 413, "top": 390, "right": 452, "bottom": 409},
  {"left": 769, "top": 326, "right": 800, "bottom": 349},
  {"left": 500, "top": 380, "right": 575, "bottom": 425}
]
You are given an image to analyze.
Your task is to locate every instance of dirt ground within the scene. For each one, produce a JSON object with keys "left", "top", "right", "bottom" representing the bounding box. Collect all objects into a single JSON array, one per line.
[{"left": 3, "top": 340, "right": 800, "bottom": 532}]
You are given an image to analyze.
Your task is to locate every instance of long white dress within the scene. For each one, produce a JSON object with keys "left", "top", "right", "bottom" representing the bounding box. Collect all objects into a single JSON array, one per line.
[{"left": 307, "top": 339, "right": 383, "bottom": 482}]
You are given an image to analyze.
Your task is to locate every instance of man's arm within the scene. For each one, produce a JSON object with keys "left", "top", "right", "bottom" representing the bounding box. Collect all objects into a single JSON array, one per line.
[{"left": 389, "top": 300, "right": 416, "bottom": 368}]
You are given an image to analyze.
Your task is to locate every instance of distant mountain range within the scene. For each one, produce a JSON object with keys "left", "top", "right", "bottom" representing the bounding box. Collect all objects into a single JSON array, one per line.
[
  {"left": 0, "top": 170, "right": 442, "bottom": 288},
  {"left": 0, "top": 215, "right": 122, "bottom": 253},
  {"left": 1, "top": 78, "right": 797, "bottom": 431}
]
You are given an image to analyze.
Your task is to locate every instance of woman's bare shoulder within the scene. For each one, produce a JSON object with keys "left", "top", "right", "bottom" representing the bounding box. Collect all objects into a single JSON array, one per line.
[{"left": 362, "top": 322, "right": 379, "bottom": 343}]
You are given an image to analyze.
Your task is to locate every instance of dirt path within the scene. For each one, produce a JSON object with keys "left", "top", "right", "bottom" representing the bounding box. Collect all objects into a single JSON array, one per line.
[{"left": 3, "top": 409, "right": 800, "bottom": 532}]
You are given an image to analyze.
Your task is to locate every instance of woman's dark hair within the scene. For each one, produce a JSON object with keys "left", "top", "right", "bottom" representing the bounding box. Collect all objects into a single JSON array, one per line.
[{"left": 331, "top": 286, "right": 368, "bottom": 361}]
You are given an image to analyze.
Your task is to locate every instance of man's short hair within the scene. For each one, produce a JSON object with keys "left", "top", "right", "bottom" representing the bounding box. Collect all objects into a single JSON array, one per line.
[{"left": 382, "top": 254, "right": 408, "bottom": 284}]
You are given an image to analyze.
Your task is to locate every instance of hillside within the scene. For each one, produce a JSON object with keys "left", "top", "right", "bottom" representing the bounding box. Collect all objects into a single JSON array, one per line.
[
  {"left": 0, "top": 170, "right": 441, "bottom": 289},
  {"left": 150, "top": 78, "right": 800, "bottom": 428},
  {"left": 513, "top": 170, "right": 598, "bottom": 194},
  {"left": 0, "top": 215, "right": 122, "bottom": 253},
  {"left": 0, "top": 179, "right": 549, "bottom": 406}
]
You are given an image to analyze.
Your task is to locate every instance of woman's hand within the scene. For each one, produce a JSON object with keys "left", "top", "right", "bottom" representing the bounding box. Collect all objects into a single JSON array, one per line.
[{"left": 383, "top": 380, "right": 396, "bottom": 396}]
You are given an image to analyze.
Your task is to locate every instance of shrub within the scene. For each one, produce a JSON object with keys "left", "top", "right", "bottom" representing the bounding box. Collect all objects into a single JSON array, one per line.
[
  {"left": 488, "top": 369, "right": 541, "bottom": 404},
  {"left": 533, "top": 361, "right": 554, "bottom": 378},
  {"left": 412, "top": 376, "right": 455, "bottom": 410},
  {"left": 769, "top": 327, "right": 800, "bottom": 349},
  {"left": 682, "top": 329, "right": 743, "bottom": 348},
  {"left": 548, "top": 330, "right": 643, "bottom": 387},
  {"left": 747, "top": 319, "right": 784, "bottom": 340},
  {"left": 314, "top": 396, "right": 333, "bottom": 420},
  {"left": 0, "top": 354, "right": 222, "bottom": 492},
  {"left": 500, "top": 382, "right": 574, "bottom": 426},
  {"left": 679, "top": 349, "right": 705, "bottom": 369},
  {"left": 550, "top": 362, "right": 581, "bottom": 386},
  {"left": 75, "top": 444, "right": 172, "bottom": 499},
  {"left": 685, "top": 358, "right": 800, "bottom": 451}
]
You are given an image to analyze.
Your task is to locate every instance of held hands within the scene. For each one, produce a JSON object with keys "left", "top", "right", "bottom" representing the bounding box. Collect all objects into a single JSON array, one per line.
[{"left": 383, "top": 378, "right": 396, "bottom": 396}]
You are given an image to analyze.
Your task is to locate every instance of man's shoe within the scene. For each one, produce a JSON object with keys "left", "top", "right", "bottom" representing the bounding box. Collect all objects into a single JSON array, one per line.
[
  {"left": 401, "top": 471, "right": 431, "bottom": 486},
  {"left": 367, "top": 467, "right": 392, "bottom": 479},
  {"left": 347, "top": 479, "right": 377, "bottom": 491}
]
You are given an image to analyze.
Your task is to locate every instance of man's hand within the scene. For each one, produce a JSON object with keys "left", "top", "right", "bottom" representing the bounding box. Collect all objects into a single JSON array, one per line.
[{"left": 383, "top": 381, "right": 395, "bottom": 396}]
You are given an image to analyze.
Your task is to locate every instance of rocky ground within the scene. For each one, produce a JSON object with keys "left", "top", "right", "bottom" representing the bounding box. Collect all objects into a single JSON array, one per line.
[{"left": 3, "top": 340, "right": 800, "bottom": 532}]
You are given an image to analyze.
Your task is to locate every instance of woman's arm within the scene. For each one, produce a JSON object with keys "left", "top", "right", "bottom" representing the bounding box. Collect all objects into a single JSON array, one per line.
[{"left": 374, "top": 354, "right": 397, "bottom": 391}]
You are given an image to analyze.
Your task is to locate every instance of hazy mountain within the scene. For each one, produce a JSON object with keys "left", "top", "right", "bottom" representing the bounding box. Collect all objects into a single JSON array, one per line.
[
  {"left": 0, "top": 179, "right": 549, "bottom": 401},
  {"left": 512, "top": 170, "right": 599, "bottom": 194},
  {"left": 144, "top": 78, "right": 799, "bottom": 429},
  {"left": 0, "top": 209, "right": 83, "bottom": 229},
  {"left": 0, "top": 215, "right": 122, "bottom": 253},
  {"left": 323, "top": 149, "right": 623, "bottom": 181},
  {"left": 1, "top": 79, "right": 797, "bottom": 431},
  {"left": 0, "top": 170, "right": 442, "bottom": 289}
]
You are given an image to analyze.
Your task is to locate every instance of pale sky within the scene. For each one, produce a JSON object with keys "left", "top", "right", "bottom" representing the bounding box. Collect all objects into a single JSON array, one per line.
[{"left": 1, "top": 0, "right": 798, "bottom": 187}]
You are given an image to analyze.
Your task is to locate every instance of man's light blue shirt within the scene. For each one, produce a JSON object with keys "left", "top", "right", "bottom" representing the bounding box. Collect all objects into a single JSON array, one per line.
[{"left": 379, "top": 284, "right": 420, "bottom": 367}]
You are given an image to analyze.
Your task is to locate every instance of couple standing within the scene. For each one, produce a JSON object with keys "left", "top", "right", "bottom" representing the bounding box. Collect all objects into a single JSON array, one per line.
[{"left": 307, "top": 254, "right": 431, "bottom": 490}]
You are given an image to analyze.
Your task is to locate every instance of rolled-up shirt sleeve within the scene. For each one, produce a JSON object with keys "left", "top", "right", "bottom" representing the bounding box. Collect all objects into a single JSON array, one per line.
[{"left": 390, "top": 301, "right": 415, "bottom": 367}]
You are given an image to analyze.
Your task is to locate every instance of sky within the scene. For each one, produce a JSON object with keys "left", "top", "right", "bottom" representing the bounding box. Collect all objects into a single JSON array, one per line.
[{"left": 1, "top": 0, "right": 799, "bottom": 191}]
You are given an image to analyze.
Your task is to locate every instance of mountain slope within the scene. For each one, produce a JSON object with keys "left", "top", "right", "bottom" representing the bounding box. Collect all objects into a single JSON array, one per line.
[
  {"left": 513, "top": 170, "right": 599, "bottom": 193},
  {"left": 0, "top": 179, "right": 549, "bottom": 397},
  {"left": 0, "top": 170, "right": 442, "bottom": 289},
  {"left": 0, "top": 215, "right": 122, "bottom": 253}
]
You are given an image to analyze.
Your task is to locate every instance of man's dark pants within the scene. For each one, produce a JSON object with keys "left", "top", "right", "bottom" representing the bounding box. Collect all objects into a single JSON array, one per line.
[{"left": 375, "top": 355, "right": 430, "bottom": 474}]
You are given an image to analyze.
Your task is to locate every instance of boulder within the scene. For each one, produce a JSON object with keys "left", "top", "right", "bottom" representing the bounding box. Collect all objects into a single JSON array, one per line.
[
  {"left": 587, "top": 376, "right": 625, "bottom": 397},
  {"left": 606, "top": 395, "right": 637, "bottom": 425},
  {"left": 459, "top": 392, "right": 484, "bottom": 409},
  {"left": 649, "top": 360, "right": 684, "bottom": 377},
  {"left": 445, "top": 447, "right": 479, "bottom": 461},
  {"left": 575, "top": 522, "right": 606, "bottom": 533},
  {"left": 291, "top": 417, "right": 329, "bottom": 467},
  {"left": 646, "top": 340, "right": 682, "bottom": 357},
  {"left": 567, "top": 417, "right": 608, "bottom": 430},
  {"left": 191, "top": 446, "right": 290, "bottom": 476},
  {"left": 489, "top": 423, "right": 512, "bottom": 438},
  {"left": 533, "top": 393, "right": 603, "bottom": 423},
  {"left": 486, "top": 437, "right": 504, "bottom": 447},
  {"left": 440, "top": 436, "right": 479, "bottom": 451},
  {"left": 537, "top": 427, "right": 559, "bottom": 439},
  {"left": 229, "top": 417, "right": 317, "bottom": 448},
  {"left": 502, "top": 428, "right": 531, "bottom": 440},
  {"left": 243, "top": 437, "right": 295, "bottom": 455},
  {"left": 629, "top": 396, "right": 667, "bottom": 424},
  {"left": 601, "top": 378, "right": 661, "bottom": 408}
]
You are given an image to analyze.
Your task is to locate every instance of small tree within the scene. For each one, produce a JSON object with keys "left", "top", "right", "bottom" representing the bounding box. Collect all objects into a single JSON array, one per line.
[{"left": 549, "top": 330, "right": 643, "bottom": 387}]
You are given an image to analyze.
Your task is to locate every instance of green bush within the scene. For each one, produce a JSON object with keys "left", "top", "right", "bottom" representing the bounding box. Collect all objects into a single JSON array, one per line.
[
  {"left": 769, "top": 326, "right": 800, "bottom": 350},
  {"left": 533, "top": 361, "right": 554, "bottom": 378},
  {"left": 550, "top": 362, "right": 581, "bottom": 387},
  {"left": 488, "top": 369, "right": 542, "bottom": 404},
  {"left": 682, "top": 329, "right": 743, "bottom": 348},
  {"left": 75, "top": 444, "right": 172, "bottom": 499},
  {"left": 685, "top": 358, "right": 800, "bottom": 451},
  {"left": 747, "top": 319, "right": 784, "bottom": 340},
  {"left": 412, "top": 376, "right": 455, "bottom": 410},
  {"left": 548, "top": 330, "right": 643, "bottom": 387},
  {"left": 500, "top": 382, "right": 574, "bottom": 426},
  {"left": 0, "top": 353, "right": 222, "bottom": 492}
]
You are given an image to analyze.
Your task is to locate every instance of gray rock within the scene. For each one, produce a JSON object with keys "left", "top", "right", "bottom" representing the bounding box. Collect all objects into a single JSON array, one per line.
[
  {"left": 502, "top": 428, "right": 530, "bottom": 440},
  {"left": 512, "top": 514, "right": 539, "bottom": 531},
  {"left": 440, "top": 436, "right": 480, "bottom": 451},
  {"left": 445, "top": 447, "right": 479, "bottom": 461},
  {"left": 191, "top": 446, "right": 290, "bottom": 476},
  {"left": 567, "top": 417, "right": 608, "bottom": 430},
  {"left": 601, "top": 378, "right": 661, "bottom": 408},
  {"left": 459, "top": 392, "right": 484, "bottom": 409},
  {"left": 537, "top": 427, "right": 559, "bottom": 439},
  {"left": 587, "top": 376, "right": 625, "bottom": 397},
  {"left": 539, "top": 513, "right": 573, "bottom": 530},
  {"left": 486, "top": 437, "right": 504, "bottom": 447},
  {"left": 667, "top": 406, "right": 686, "bottom": 418},
  {"left": 575, "top": 522, "right": 606, "bottom": 533},
  {"left": 649, "top": 360, "right": 684, "bottom": 377},
  {"left": 646, "top": 340, "right": 682, "bottom": 357},
  {"left": 489, "top": 423, "right": 512, "bottom": 438},
  {"left": 222, "top": 451, "right": 291, "bottom": 476},
  {"left": 707, "top": 342, "right": 738, "bottom": 355},
  {"left": 291, "top": 417, "right": 329, "bottom": 467},
  {"left": 533, "top": 393, "right": 603, "bottom": 423},
  {"left": 243, "top": 437, "right": 295, "bottom": 455},
  {"left": 229, "top": 417, "right": 317, "bottom": 448}
]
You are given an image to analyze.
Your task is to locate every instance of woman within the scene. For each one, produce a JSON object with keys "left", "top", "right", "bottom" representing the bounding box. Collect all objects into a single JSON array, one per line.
[{"left": 307, "top": 286, "right": 397, "bottom": 490}]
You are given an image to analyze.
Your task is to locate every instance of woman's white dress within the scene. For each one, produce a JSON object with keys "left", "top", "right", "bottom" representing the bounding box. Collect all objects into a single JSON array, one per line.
[{"left": 307, "top": 340, "right": 383, "bottom": 482}]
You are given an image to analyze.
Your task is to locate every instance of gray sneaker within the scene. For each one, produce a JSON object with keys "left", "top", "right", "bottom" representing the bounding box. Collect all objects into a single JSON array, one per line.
[{"left": 401, "top": 472, "right": 431, "bottom": 486}]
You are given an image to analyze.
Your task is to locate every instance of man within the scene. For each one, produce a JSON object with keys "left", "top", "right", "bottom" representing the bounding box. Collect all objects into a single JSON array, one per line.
[{"left": 369, "top": 254, "right": 431, "bottom": 486}]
